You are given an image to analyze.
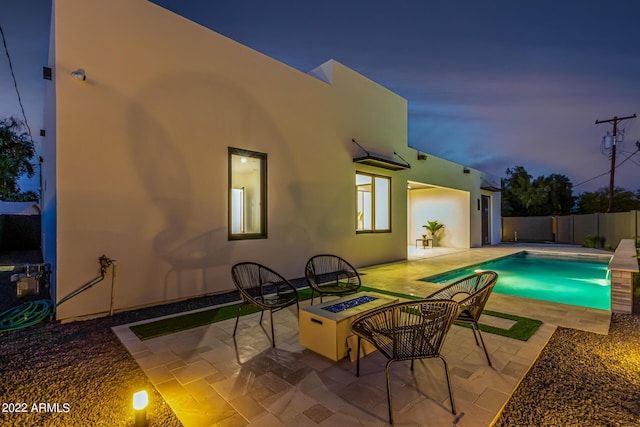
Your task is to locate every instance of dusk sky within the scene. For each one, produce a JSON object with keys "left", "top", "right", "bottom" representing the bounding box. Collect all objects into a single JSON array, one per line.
[{"left": 1, "top": 0, "right": 639, "bottom": 194}]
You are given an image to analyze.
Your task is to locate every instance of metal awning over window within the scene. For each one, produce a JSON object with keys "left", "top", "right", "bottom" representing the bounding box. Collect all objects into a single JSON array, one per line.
[
  {"left": 481, "top": 178, "right": 502, "bottom": 192},
  {"left": 352, "top": 139, "right": 410, "bottom": 171}
]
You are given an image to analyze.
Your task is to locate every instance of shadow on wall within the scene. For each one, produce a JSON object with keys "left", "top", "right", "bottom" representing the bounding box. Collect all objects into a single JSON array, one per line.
[
  {"left": 123, "top": 72, "right": 330, "bottom": 295},
  {"left": 286, "top": 180, "right": 352, "bottom": 248},
  {"left": 160, "top": 227, "right": 230, "bottom": 299}
]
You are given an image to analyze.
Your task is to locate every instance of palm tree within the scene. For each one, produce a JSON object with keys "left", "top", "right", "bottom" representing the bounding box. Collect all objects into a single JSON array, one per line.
[{"left": 422, "top": 220, "right": 445, "bottom": 246}]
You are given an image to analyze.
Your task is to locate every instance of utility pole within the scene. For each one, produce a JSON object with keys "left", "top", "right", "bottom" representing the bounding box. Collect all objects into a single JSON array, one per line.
[{"left": 595, "top": 113, "right": 636, "bottom": 212}]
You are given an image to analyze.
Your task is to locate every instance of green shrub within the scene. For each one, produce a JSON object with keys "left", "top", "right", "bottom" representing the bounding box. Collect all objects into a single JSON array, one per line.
[{"left": 583, "top": 235, "right": 600, "bottom": 248}]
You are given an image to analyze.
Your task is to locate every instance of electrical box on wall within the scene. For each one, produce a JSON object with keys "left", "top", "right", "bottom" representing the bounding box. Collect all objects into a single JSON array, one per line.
[{"left": 17, "top": 276, "right": 39, "bottom": 297}]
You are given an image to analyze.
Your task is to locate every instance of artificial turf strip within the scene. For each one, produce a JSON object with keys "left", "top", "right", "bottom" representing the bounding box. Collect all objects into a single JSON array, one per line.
[
  {"left": 130, "top": 303, "right": 256, "bottom": 341},
  {"left": 130, "top": 286, "right": 542, "bottom": 341},
  {"left": 453, "top": 310, "right": 543, "bottom": 341},
  {"left": 129, "top": 288, "right": 316, "bottom": 340},
  {"left": 359, "top": 286, "right": 542, "bottom": 341}
]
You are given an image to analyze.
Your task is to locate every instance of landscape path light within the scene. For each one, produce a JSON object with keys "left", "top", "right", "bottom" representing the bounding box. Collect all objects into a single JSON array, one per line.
[{"left": 133, "top": 390, "right": 148, "bottom": 427}]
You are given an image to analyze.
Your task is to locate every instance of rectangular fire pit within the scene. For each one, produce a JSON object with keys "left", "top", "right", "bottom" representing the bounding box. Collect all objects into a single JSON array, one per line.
[{"left": 298, "top": 292, "right": 399, "bottom": 361}]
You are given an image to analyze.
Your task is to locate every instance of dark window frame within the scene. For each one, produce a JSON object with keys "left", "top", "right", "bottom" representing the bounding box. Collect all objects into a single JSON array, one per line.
[{"left": 228, "top": 147, "right": 267, "bottom": 240}]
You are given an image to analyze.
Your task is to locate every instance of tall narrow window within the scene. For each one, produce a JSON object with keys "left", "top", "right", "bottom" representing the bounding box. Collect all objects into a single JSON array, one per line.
[
  {"left": 229, "top": 148, "right": 267, "bottom": 239},
  {"left": 356, "top": 172, "right": 390, "bottom": 232}
]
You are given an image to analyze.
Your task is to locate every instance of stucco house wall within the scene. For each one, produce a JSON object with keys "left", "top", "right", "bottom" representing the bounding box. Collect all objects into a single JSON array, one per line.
[{"left": 43, "top": 0, "right": 501, "bottom": 320}]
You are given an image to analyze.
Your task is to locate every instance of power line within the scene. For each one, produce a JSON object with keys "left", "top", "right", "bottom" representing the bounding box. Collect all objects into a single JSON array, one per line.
[
  {"left": 615, "top": 146, "right": 640, "bottom": 169},
  {"left": 618, "top": 151, "right": 640, "bottom": 168},
  {"left": 574, "top": 147, "right": 640, "bottom": 189},
  {"left": 0, "top": 23, "right": 33, "bottom": 142},
  {"left": 573, "top": 171, "right": 610, "bottom": 188}
]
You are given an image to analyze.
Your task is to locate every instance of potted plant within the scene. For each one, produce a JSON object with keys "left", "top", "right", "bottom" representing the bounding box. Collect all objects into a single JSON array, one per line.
[{"left": 422, "top": 220, "right": 445, "bottom": 246}]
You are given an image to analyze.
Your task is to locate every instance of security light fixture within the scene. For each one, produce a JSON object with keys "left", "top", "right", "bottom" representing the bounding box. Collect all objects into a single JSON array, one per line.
[
  {"left": 71, "top": 69, "right": 86, "bottom": 81},
  {"left": 463, "top": 167, "right": 470, "bottom": 174}
]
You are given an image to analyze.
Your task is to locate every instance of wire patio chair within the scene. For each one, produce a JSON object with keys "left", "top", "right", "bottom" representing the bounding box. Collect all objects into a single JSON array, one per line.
[
  {"left": 425, "top": 271, "right": 498, "bottom": 366},
  {"left": 351, "top": 299, "right": 460, "bottom": 424},
  {"left": 231, "top": 262, "right": 299, "bottom": 347},
  {"left": 304, "top": 254, "right": 361, "bottom": 305}
]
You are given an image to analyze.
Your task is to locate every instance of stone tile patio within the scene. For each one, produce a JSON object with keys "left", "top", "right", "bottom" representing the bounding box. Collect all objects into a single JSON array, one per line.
[{"left": 113, "top": 245, "right": 612, "bottom": 426}]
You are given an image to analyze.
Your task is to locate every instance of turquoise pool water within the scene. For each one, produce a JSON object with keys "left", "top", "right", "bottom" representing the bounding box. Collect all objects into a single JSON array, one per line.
[{"left": 423, "top": 251, "right": 611, "bottom": 310}]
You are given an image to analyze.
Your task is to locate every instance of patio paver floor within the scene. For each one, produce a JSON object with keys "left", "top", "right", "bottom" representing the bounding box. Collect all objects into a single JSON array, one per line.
[{"left": 113, "top": 245, "right": 611, "bottom": 426}]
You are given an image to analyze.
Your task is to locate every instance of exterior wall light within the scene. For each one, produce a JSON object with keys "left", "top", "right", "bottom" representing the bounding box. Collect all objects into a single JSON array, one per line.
[
  {"left": 133, "top": 390, "right": 148, "bottom": 426},
  {"left": 70, "top": 69, "right": 86, "bottom": 81}
]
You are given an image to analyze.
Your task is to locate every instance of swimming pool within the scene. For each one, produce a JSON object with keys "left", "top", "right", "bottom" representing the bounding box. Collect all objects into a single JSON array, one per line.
[{"left": 422, "top": 251, "right": 611, "bottom": 310}]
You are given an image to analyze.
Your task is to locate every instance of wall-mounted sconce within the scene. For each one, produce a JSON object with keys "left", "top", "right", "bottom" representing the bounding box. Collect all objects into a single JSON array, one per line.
[
  {"left": 417, "top": 153, "right": 427, "bottom": 160},
  {"left": 71, "top": 69, "right": 86, "bottom": 81},
  {"left": 463, "top": 167, "right": 470, "bottom": 174},
  {"left": 477, "top": 198, "right": 481, "bottom": 210},
  {"left": 42, "top": 67, "right": 52, "bottom": 80}
]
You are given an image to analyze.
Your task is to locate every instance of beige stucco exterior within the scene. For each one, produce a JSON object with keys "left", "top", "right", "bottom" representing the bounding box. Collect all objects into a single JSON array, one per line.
[{"left": 42, "top": 0, "right": 501, "bottom": 320}]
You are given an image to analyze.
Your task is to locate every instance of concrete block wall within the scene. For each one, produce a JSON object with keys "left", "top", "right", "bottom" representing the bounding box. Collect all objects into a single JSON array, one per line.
[{"left": 501, "top": 216, "right": 553, "bottom": 242}]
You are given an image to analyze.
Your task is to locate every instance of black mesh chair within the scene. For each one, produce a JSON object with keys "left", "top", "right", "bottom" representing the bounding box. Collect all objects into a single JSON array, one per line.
[
  {"left": 231, "top": 262, "right": 299, "bottom": 347},
  {"left": 304, "top": 254, "right": 361, "bottom": 305},
  {"left": 425, "top": 271, "right": 498, "bottom": 366},
  {"left": 351, "top": 299, "right": 460, "bottom": 424}
]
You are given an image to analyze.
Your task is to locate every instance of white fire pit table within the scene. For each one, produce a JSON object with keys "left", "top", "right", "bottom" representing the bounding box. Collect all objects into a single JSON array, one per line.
[{"left": 298, "top": 292, "right": 399, "bottom": 362}]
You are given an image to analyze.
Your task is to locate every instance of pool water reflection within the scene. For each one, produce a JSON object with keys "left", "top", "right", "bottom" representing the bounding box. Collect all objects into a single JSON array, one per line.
[{"left": 422, "top": 251, "right": 611, "bottom": 310}]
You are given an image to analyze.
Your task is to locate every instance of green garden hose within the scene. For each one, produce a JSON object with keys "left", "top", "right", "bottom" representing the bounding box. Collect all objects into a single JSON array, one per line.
[
  {"left": 0, "top": 299, "right": 53, "bottom": 332},
  {"left": 0, "top": 255, "right": 115, "bottom": 332}
]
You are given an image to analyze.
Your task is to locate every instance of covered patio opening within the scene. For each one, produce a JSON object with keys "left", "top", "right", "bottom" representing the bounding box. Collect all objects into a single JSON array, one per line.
[{"left": 407, "top": 181, "right": 470, "bottom": 259}]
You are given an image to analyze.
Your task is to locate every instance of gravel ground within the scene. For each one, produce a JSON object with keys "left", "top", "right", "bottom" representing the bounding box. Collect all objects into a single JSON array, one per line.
[
  {"left": 494, "top": 313, "right": 640, "bottom": 427},
  {"left": 1, "top": 256, "right": 639, "bottom": 426},
  {"left": 0, "top": 259, "right": 237, "bottom": 427},
  {"left": 0, "top": 266, "right": 308, "bottom": 427},
  {"left": 0, "top": 317, "right": 182, "bottom": 427}
]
